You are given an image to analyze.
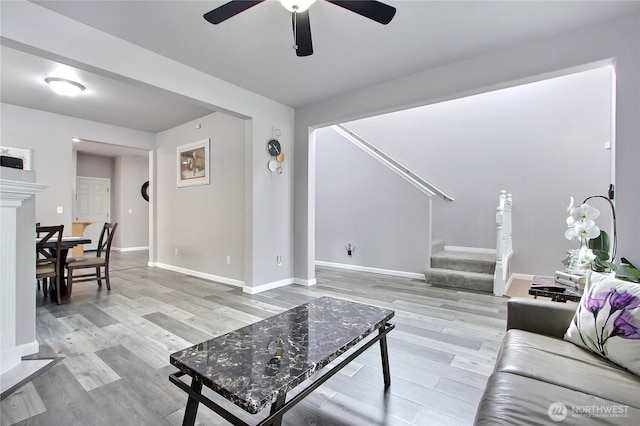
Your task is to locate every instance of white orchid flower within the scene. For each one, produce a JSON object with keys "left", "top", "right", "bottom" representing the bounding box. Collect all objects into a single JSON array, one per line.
[
  {"left": 567, "top": 202, "right": 600, "bottom": 227},
  {"left": 574, "top": 246, "right": 597, "bottom": 270},
  {"left": 566, "top": 196, "right": 575, "bottom": 213},
  {"left": 565, "top": 226, "right": 578, "bottom": 240},
  {"left": 576, "top": 219, "right": 600, "bottom": 240}
]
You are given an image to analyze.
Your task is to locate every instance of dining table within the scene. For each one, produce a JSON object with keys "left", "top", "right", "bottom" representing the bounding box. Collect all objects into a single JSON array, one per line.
[{"left": 37, "top": 236, "right": 91, "bottom": 304}]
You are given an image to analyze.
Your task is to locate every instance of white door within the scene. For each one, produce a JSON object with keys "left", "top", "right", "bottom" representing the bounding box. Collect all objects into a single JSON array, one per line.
[{"left": 75, "top": 177, "right": 110, "bottom": 251}]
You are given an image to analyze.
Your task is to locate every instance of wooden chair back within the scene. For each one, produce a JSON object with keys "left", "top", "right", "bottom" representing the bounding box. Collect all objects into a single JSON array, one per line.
[
  {"left": 36, "top": 225, "right": 64, "bottom": 272},
  {"left": 96, "top": 222, "right": 118, "bottom": 261}
]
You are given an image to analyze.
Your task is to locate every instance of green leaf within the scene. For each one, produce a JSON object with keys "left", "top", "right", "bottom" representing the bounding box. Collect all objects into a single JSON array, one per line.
[
  {"left": 621, "top": 257, "right": 640, "bottom": 279},
  {"left": 592, "top": 249, "right": 609, "bottom": 261},
  {"left": 586, "top": 335, "right": 599, "bottom": 352},
  {"left": 589, "top": 231, "right": 611, "bottom": 254}
]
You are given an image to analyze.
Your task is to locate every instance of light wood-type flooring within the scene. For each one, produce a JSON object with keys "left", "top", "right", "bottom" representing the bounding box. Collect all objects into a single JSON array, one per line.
[{"left": 1, "top": 251, "right": 509, "bottom": 426}]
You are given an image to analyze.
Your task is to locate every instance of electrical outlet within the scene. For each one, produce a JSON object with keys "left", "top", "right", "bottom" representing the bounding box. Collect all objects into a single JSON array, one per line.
[
  {"left": 57, "top": 206, "right": 63, "bottom": 214},
  {"left": 227, "top": 256, "right": 231, "bottom": 265},
  {"left": 128, "top": 208, "right": 133, "bottom": 214},
  {"left": 277, "top": 254, "right": 282, "bottom": 266},
  {"left": 175, "top": 248, "right": 179, "bottom": 256}
]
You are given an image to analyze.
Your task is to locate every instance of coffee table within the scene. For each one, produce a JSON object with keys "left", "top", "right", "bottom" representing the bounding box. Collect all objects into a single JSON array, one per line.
[{"left": 169, "top": 296, "right": 395, "bottom": 426}]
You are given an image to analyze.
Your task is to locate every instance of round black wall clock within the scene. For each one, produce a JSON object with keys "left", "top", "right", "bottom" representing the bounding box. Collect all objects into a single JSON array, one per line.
[{"left": 141, "top": 181, "right": 149, "bottom": 202}]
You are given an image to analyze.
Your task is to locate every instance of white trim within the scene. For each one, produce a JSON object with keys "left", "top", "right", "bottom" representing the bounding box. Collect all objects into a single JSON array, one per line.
[
  {"left": 18, "top": 340, "right": 39, "bottom": 357},
  {"left": 294, "top": 278, "right": 317, "bottom": 287},
  {"left": 0, "top": 179, "right": 48, "bottom": 207},
  {"left": 315, "top": 261, "right": 424, "bottom": 280},
  {"left": 444, "top": 245, "right": 496, "bottom": 254},
  {"left": 511, "top": 273, "right": 534, "bottom": 281},
  {"left": 150, "top": 262, "right": 244, "bottom": 288},
  {"left": 504, "top": 273, "right": 533, "bottom": 295},
  {"left": 242, "top": 278, "right": 295, "bottom": 294},
  {"left": 112, "top": 246, "right": 149, "bottom": 252}
]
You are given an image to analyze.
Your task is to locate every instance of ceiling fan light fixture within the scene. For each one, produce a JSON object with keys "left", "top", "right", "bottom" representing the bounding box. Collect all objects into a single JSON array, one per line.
[
  {"left": 45, "top": 77, "right": 85, "bottom": 96},
  {"left": 279, "top": 0, "right": 316, "bottom": 12}
]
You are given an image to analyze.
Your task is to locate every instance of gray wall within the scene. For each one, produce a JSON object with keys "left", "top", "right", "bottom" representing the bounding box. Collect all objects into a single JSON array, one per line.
[
  {"left": 77, "top": 152, "right": 114, "bottom": 179},
  {"left": 113, "top": 155, "right": 149, "bottom": 249},
  {"left": 0, "top": 103, "right": 155, "bottom": 230},
  {"left": 155, "top": 112, "right": 245, "bottom": 282},
  {"left": 294, "top": 13, "right": 639, "bottom": 283},
  {"left": 315, "top": 127, "right": 430, "bottom": 274},
  {"left": 334, "top": 66, "right": 611, "bottom": 276}
]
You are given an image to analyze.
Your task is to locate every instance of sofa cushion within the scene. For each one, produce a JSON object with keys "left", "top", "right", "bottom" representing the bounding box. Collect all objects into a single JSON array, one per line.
[
  {"left": 495, "top": 330, "right": 640, "bottom": 409},
  {"left": 475, "top": 372, "right": 640, "bottom": 425},
  {"left": 564, "top": 271, "right": 640, "bottom": 375}
]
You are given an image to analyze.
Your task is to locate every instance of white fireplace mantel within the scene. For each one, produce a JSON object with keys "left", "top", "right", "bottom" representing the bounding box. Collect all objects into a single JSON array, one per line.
[{"left": 1, "top": 175, "right": 48, "bottom": 374}]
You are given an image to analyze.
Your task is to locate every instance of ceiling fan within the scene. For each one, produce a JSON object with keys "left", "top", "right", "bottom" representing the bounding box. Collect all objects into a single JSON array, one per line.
[{"left": 203, "top": 0, "right": 396, "bottom": 57}]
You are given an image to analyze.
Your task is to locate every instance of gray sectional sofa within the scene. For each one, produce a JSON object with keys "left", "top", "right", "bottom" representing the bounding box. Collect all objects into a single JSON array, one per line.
[{"left": 474, "top": 298, "right": 640, "bottom": 425}]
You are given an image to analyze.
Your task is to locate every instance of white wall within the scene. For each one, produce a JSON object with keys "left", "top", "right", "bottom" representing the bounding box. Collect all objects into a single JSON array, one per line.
[
  {"left": 329, "top": 67, "right": 611, "bottom": 276},
  {"left": 294, "top": 13, "right": 640, "bottom": 283},
  {"left": 315, "top": 127, "right": 430, "bottom": 275},
  {"left": 155, "top": 112, "right": 245, "bottom": 284}
]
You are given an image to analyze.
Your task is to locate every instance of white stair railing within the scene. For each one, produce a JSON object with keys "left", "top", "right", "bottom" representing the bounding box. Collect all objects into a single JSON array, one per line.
[
  {"left": 494, "top": 190, "right": 513, "bottom": 296},
  {"left": 332, "top": 124, "right": 454, "bottom": 200}
]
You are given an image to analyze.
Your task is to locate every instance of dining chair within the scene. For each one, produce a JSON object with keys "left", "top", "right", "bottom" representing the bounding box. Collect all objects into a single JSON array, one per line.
[
  {"left": 36, "top": 224, "right": 64, "bottom": 300},
  {"left": 65, "top": 222, "right": 118, "bottom": 294}
]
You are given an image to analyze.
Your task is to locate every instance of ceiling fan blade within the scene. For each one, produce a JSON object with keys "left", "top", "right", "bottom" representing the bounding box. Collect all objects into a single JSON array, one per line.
[
  {"left": 326, "top": 0, "right": 396, "bottom": 25},
  {"left": 293, "top": 10, "right": 313, "bottom": 57},
  {"left": 203, "top": 0, "right": 265, "bottom": 24}
]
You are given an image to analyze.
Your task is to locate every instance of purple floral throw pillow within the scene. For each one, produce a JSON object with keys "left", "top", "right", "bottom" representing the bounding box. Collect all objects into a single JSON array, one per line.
[{"left": 565, "top": 271, "right": 640, "bottom": 375}]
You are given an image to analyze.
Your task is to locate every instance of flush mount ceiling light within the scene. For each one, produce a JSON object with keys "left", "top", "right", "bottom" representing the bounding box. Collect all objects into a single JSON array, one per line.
[
  {"left": 279, "top": 0, "right": 316, "bottom": 12},
  {"left": 45, "top": 77, "right": 85, "bottom": 96}
]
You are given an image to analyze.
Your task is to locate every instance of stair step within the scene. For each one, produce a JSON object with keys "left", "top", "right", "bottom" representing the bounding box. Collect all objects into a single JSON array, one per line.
[
  {"left": 430, "top": 250, "right": 496, "bottom": 274},
  {"left": 431, "top": 239, "right": 446, "bottom": 254},
  {"left": 423, "top": 268, "right": 493, "bottom": 293}
]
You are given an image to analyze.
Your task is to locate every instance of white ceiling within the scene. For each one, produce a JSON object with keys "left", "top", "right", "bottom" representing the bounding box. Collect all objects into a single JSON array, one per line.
[{"left": 2, "top": 1, "right": 639, "bottom": 140}]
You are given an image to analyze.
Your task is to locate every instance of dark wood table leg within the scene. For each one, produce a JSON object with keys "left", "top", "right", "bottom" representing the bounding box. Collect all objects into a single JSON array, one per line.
[
  {"left": 182, "top": 377, "right": 203, "bottom": 426},
  {"left": 52, "top": 248, "right": 71, "bottom": 304},
  {"left": 379, "top": 326, "right": 391, "bottom": 388}
]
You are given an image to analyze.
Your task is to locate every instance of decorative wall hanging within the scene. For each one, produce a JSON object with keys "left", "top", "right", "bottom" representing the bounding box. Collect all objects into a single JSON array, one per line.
[
  {"left": 177, "top": 139, "right": 210, "bottom": 187},
  {"left": 0, "top": 146, "right": 32, "bottom": 170}
]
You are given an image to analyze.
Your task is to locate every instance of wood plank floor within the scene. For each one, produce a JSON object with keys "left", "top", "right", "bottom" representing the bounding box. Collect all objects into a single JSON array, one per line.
[{"left": 1, "top": 251, "right": 508, "bottom": 426}]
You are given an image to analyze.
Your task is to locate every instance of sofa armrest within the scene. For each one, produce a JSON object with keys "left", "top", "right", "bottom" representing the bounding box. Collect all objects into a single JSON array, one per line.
[{"left": 507, "top": 297, "right": 578, "bottom": 339}]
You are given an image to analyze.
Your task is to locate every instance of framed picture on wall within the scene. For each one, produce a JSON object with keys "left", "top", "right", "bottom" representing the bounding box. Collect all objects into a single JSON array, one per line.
[{"left": 177, "top": 138, "right": 210, "bottom": 187}]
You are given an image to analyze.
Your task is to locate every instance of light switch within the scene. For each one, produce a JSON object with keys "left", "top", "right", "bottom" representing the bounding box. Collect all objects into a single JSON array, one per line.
[
  {"left": 57, "top": 206, "right": 63, "bottom": 214},
  {"left": 128, "top": 209, "right": 133, "bottom": 214}
]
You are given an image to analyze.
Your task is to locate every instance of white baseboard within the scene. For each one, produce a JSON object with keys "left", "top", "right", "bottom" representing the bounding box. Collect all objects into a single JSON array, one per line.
[
  {"left": 315, "top": 260, "right": 424, "bottom": 280},
  {"left": 243, "top": 278, "right": 295, "bottom": 294},
  {"left": 19, "top": 340, "right": 39, "bottom": 357},
  {"left": 444, "top": 245, "right": 496, "bottom": 255},
  {"left": 294, "top": 277, "right": 317, "bottom": 287},
  {"left": 113, "top": 246, "right": 149, "bottom": 252},
  {"left": 511, "top": 273, "right": 534, "bottom": 281},
  {"left": 504, "top": 273, "right": 534, "bottom": 295},
  {"left": 150, "top": 262, "right": 244, "bottom": 288}
]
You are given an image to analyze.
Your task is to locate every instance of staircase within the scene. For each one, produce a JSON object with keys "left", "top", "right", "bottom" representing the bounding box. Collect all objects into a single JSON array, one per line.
[{"left": 424, "top": 240, "right": 496, "bottom": 293}]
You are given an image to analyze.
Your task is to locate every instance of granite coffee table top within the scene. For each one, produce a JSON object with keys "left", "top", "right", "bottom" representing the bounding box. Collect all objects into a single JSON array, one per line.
[{"left": 170, "top": 296, "right": 395, "bottom": 414}]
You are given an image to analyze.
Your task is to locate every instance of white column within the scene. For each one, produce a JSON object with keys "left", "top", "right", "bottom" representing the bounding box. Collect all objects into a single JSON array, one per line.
[{"left": 0, "top": 178, "right": 47, "bottom": 374}]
